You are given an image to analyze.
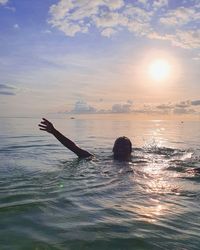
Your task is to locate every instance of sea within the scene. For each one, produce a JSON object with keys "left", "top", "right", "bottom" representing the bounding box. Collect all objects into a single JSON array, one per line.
[{"left": 0, "top": 115, "right": 200, "bottom": 250}]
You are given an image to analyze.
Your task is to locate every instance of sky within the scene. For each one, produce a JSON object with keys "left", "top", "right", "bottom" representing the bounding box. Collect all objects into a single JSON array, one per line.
[{"left": 0, "top": 0, "right": 200, "bottom": 117}]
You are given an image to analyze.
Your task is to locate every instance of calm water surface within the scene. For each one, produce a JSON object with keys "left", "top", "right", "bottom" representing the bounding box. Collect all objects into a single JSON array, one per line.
[{"left": 0, "top": 115, "right": 200, "bottom": 250}]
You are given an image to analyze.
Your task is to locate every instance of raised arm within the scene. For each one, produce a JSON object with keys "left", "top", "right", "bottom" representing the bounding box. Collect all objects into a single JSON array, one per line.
[{"left": 38, "top": 118, "right": 93, "bottom": 158}]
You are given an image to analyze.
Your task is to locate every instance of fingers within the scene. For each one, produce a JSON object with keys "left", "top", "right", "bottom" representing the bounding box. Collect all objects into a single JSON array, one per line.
[
  {"left": 42, "top": 118, "right": 51, "bottom": 124},
  {"left": 38, "top": 118, "right": 53, "bottom": 133},
  {"left": 38, "top": 124, "right": 47, "bottom": 129},
  {"left": 40, "top": 121, "right": 46, "bottom": 125}
]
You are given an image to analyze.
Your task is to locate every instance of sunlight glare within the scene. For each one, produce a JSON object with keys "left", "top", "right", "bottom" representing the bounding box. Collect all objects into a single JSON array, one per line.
[{"left": 149, "top": 59, "right": 170, "bottom": 81}]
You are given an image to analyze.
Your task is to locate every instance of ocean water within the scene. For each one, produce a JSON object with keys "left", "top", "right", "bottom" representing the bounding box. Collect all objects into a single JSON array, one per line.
[{"left": 0, "top": 115, "right": 200, "bottom": 250}]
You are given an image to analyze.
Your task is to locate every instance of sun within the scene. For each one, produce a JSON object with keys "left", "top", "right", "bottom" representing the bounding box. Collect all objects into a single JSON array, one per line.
[{"left": 148, "top": 59, "right": 170, "bottom": 81}]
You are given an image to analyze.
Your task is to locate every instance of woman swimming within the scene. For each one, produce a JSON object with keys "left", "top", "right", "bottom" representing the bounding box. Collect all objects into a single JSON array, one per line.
[{"left": 38, "top": 118, "right": 132, "bottom": 161}]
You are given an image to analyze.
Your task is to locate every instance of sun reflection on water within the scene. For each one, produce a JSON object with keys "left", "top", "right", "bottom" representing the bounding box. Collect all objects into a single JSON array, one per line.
[
  {"left": 129, "top": 153, "right": 182, "bottom": 222},
  {"left": 141, "top": 161, "right": 181, "bottom": 195},
  {"left": 136, "top": 198, "right": 173, "bottom": 223}
]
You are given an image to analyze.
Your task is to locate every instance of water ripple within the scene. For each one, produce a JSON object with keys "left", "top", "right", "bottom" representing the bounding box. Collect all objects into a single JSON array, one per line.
[{"left": 0, "top": 142, "right": 200, "bottom": 249}]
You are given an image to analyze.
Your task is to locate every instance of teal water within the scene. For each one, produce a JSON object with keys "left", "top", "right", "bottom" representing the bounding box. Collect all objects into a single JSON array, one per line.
[{"left": 0, "top": 116, "right": 200, "bottom": 250}]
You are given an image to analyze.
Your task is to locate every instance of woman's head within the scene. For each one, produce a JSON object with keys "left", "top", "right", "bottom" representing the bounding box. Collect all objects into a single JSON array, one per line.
[{"left": 113, "top": 136, "right": 132, "bottom": 160}]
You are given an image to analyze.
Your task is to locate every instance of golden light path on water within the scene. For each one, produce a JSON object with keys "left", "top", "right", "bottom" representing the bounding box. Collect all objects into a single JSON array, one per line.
[{"left": 118, "top": 120, "right": 189, "bottom": 225}]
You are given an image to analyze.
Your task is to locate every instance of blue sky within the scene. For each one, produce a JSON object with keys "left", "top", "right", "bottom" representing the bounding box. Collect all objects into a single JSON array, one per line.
[{"left": 0, "top": 0, "right": 200, "bottom": 117}]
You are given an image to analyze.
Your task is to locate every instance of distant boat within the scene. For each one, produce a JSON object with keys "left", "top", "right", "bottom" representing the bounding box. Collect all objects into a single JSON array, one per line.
[{"left": 70, "top": 117, "right": 75, "bottom": 119}]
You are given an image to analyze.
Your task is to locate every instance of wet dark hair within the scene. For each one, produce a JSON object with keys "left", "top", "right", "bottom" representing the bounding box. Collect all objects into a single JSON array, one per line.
[{"left": 112, "top": 136, "right": 132, "bottom": 155}]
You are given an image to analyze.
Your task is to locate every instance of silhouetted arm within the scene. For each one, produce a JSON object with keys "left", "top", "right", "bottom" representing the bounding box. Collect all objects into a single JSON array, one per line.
[{"left": 38, "top": 118, "right": 93, "bottom": 158}]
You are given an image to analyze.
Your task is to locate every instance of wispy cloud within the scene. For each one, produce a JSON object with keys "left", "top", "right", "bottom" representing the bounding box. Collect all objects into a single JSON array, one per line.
[
  {"left": 0, "top": 83, "right": 15, "bottom": 89},
  {"left": 0, "top": 0, "right": 8, "bottom": 5},
  {"left": 148, "top": 30, "right": 200, "bottom": 49},
  {"left": 13, "top": 24, "right": 20, "bottom": 29},
  {"left": 175, "top": 100, "right": 191, "bottom": 108},
  {"left": 0, "top": 91, "right": 15, "bottom": 95},
  {"left": 48, "top": 0, "right": 200, "bottom": 49},
  {"left": 173, "top": 107, "right": 196, "bottom": 115},
  {"left": 0, "top": 83, "right": 16, "bottom": 95},
  {"left": 191, "top": 100, "right": 200, "bottom": 106}
]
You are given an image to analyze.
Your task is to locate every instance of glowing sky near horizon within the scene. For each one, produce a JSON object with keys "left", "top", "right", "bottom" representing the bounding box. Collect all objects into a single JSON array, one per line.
[{"left": 0, "top": 0, "right": 200, "bottom": 117}]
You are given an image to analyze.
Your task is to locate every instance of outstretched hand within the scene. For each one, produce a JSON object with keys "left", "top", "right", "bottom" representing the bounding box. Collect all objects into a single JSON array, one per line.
[{"left": 38, "top": 118, "right": 55, "bottom": 134}]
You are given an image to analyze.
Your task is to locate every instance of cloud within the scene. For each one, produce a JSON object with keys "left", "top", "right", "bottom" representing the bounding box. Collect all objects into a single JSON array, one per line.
[
  {"left": 48, "top": 0, "right": 125, "bottom": 37},
  {"left": 138, "top": 0, "right": 148, "bottom": 6},
  {"left": 5, "top": 5, "right": 15, "bottom": 11},
  {"left": 13, "top": 24, "right": 20, "bottom": 29},
  {"left": 0, "top": 0, "right": 15, "bottom": 12},
  {"left": 101, "top": 27, "right": 116, "bottom": 37},
  {"left": 0, "top": 83, "right": 15, "bottom": 89},
  {"left": 152, "top": 0, "right": 168, "bottom": 9},
  {"left": 159, "top": 7, "right": 199, "bottom": 27},
  {"left": 191, "top": 100, "right": 200, "bottom": 106},
  {"left": 42, "top": 29, "right": 52, "bottom": 34},
  {"left": 63, "top": 99, "right": 200, "bottom": 116},
  {"left": 133, "top": 104, "right": 197, "bottom": 116},
  {"left": 68, "top": 100, "right": 134, "bottom": 114},
  {"left": 156, "top": 103, "right": 172, "bottom": 110},
  {"left": 173, "top": 107, "right": 196, "bottom": 115},
  {"left": 0, "top": 91, "right": 15, "bottom": 95},
  {"left": 175, "top": 100, "right": 191, "bottom": 108},
  {"left": 111, "top": 101, "right": 132, "bottom": 113},
  {"left": 0, "top": 83, "right": 15, "bottom": 95},
  {"left": 148, "top": 30, "right": 200, "bottom": 49},
  {"left": 48, "top": 0, "right": 200, "bottom": 49},
  {"left": 155, "top": 100, "right": 200, "bottom": 115},
  {"left": 48, "top": 1, "right": 153, "bottom": 38},
  {"left": 71, "top": 100, "right": 97, "bottom": 113},
  {"left": 0, "top": 0, "right": 8, "bottom": 5}
]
